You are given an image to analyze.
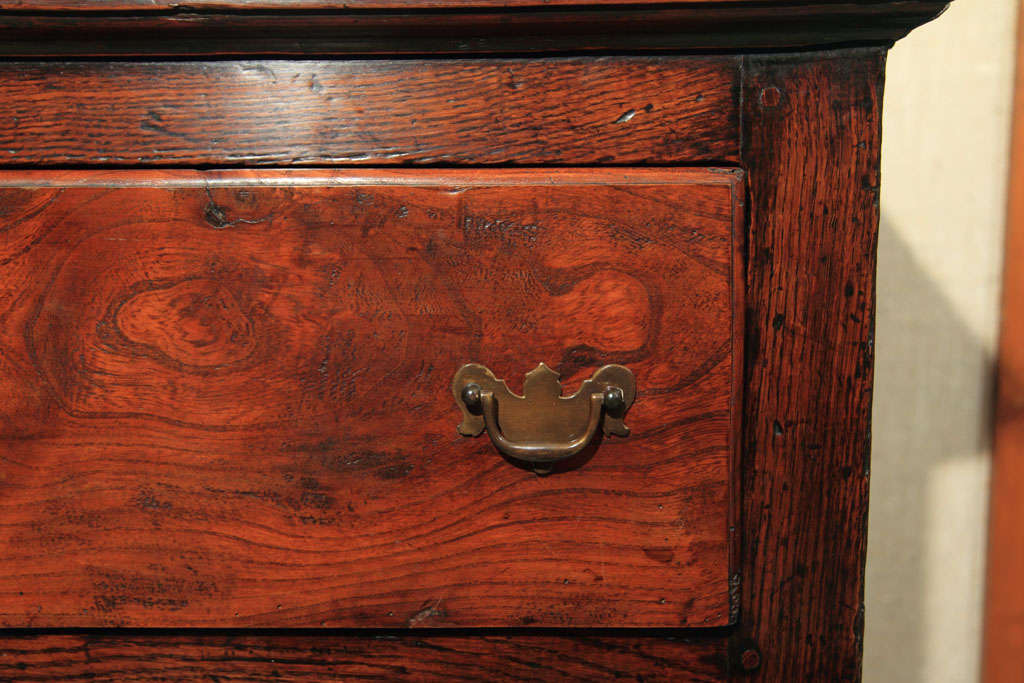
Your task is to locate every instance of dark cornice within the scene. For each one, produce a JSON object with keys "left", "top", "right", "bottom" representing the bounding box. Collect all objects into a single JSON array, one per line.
[{"left": 0, "top": 1, "right": 951, "bottom": 57}]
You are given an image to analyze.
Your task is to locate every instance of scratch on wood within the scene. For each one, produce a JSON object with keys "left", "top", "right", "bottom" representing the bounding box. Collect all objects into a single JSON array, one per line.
[
  {"left": 614, "top": 109, "right": 637, "bottom": 124},
  {"left": 407, "top": 598, "right": 446, "bottom": 627}
]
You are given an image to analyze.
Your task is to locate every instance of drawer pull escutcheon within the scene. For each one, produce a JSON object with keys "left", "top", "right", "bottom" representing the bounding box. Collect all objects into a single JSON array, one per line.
[{"left": 452, "top": 363, "right": 635, "bottom": 474}]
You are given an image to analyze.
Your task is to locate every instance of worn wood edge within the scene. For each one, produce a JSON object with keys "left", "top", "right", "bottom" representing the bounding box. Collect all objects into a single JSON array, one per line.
[
  {"left": 728, "top": 174, "right": 746, "bottom": 628},
  {"left": 0, "top": 3, "right": 951, "bottom": 56},
  {"left": 0, "top": 167, "right": 744, "bottom": 187}
]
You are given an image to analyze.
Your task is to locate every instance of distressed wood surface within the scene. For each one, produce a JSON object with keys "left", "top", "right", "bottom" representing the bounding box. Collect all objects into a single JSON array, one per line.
[
  {"left": 0, "top": 4, "right": 951, "bottom": 57},
  {"left": 0, "top": 631, "right": 728, "bottom": 682},
  {"left": 0, "top": 168, "right": 742, "bottom": 629},
  {"left": 735, "top": 49, "right": 885, "bottom": 681},
  {"left": 0, "top": 59, "right": 738, "bottom": 167}
]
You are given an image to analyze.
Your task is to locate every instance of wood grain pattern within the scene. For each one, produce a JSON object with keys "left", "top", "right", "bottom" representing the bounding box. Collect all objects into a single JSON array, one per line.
[
  {"left": 984, "top": 2, "right": 1024, "bottom": 680},
  {"left": 0, "top": 59, "right": 738, "bottom": 167},
  {"left": 0, "top": 168, "right": 742, "bottom": 629},
  {"left": 736, "top": 49, "right": 885, "bottom": 680},
  {"left": 0, "top": 3, "right": 951, "bottom": 57},
  {"left": 0, "top": 632, "right": 728, "bottom": 682}
]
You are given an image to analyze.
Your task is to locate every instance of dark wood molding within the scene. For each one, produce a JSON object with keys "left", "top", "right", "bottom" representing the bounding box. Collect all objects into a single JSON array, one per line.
[
  {"left": 0, "top": 0, "right": 953, "bottom": 7},
  {"left": 0, "top": 2, "right": 949, "bottom": 57}
]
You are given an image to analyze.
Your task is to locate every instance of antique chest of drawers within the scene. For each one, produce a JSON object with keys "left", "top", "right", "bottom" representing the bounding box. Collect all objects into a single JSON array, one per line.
[{"left": 0, "top": 1, "right": 948, "bottom": 680}]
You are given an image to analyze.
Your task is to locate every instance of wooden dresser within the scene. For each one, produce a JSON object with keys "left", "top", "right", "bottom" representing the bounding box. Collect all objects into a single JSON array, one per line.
[{"left": 0, "top": 2, "right": 949, "bottom": 680}]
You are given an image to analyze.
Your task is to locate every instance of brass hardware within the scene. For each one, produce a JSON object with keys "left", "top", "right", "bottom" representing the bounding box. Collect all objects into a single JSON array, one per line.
[{"left": 451, "top": 363, "right": 635, "bottom": 474}]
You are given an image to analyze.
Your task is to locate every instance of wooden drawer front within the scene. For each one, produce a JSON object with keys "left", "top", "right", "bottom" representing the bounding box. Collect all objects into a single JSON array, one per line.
[
  {"left": 0, "top": 59, "right": 739, "bottom": 167},
  {"left": 0, "top": 168, "right": 742, "bottom": 628}
]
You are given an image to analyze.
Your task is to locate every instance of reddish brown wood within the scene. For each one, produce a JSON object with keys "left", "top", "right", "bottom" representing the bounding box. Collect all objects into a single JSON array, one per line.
[
  {"left": 0, "top": 168, "right": 742, "bottom": 629},
  {"left": 0, "top": 632, "right": 727, "bottom": 682},
  {"left": 0, "top": 3, "right": 951, "bottom": 57},
  {"left": 0, "top": 0, "right": 951, "bottom": 668},
  {"left": 737, "top": 48, "right": 885, "bottom": 681},
  {"left": 984, "top": 2, "right": 1024, "bottom": 680},
  {"left": 0, "top": 59, "right": 738, "bottom": 167}
]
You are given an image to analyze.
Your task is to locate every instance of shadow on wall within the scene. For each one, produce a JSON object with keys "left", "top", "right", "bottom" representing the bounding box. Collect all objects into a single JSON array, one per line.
[{"left": 865, "top": 217, "right": 995, "bottom": 682}]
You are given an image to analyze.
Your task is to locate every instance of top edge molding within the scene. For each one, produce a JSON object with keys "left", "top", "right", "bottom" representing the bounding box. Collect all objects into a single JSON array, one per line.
[
  {"left": 0, "top": 1, "right": 951, "bottom": 56},
  {"left": 0, "top": 0, "right": 953, "bottom": 9}
]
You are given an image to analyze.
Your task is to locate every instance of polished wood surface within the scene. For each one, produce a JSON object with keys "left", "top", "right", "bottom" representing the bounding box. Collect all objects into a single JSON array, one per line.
[
  {"left": 0, "top": 168, "right": 742, "bottom": 629},
  {"left": 0, "top": 0, "right": 950, "bottom": 670},
  {"left": 736, "top": 48, "right": 885, "bottom": 681},
  {"left": 984, "top": 2, "right": 1024, "bottom": 680},
  {"left": 0, "top": 59, "right": 738, "bottom": 167}
]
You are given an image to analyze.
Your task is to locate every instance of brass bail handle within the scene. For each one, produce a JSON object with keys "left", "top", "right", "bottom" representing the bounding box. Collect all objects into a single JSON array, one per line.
[{"left": 451, "top": 363, "right": 636, "bottom": 474}]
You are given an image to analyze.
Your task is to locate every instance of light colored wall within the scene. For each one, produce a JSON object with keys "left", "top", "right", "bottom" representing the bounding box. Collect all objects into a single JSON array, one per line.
[{"left": 865, "top": 1, "right": 1017, "bottom": 681}]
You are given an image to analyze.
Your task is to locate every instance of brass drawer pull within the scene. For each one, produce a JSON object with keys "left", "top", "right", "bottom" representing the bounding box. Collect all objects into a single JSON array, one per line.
[{"left": 452, "top": 363, "right": 635, "bottom": 474}]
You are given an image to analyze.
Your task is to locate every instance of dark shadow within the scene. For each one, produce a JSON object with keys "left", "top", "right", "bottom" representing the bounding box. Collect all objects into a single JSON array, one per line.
[
  {"left": 864, "top": 216, "right": 996, "bottom": 681},
  {"left": 501, "top": 428, "right": 604, "bottom": 476}
]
